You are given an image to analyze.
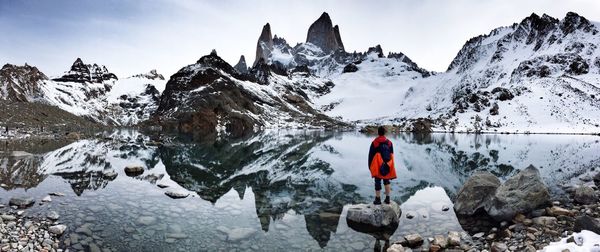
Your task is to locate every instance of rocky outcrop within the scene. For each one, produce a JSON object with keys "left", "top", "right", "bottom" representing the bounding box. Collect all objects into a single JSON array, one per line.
[
  {"left": 455, "top": 165, "right": 550, "bottom": 221},
  {"left": 233, "top": 55, "right": 249, "bottom": 74},
  {"left": 306, "top": 12, "right": 344, "bottom": 53},
  {"left": 454, "top": 171, "right": 501, "bottom": 215},
  {"left": 253, "top": 23, "right": 274, "bottom": 67},
  {"left": 487, "top": 165, "right": 550, "bottom": 221},
  {"left": 130, "top": 69, "right": 165, "bottom": 80},
  {"left": 53, "top": 58, "right": 117, "bottom": 84},
  {"left": 154, "top": 52, "right": 344, "bottom": 136},
  {"left": 346, "top": 202, "right": 401, "bottom": 234},
  {"left": 0, "top": 64, "right": 47, "bottom": 102}
]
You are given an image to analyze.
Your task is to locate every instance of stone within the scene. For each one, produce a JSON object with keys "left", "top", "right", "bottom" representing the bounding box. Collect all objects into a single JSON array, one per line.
[
  {"left": 42, "top": 196, "right": 52, "bottom": 202},
  {"left": 448, "top": 231, "right": 461, "bottom": 246},
  {"left": 574, "top": 215, "right": 600, "bottom": 233},
  {"left": 137, "top": 216, "right": 157, "bottom": 226},
  {"left": 76, "top": 226, "right": 93, "bottom": 236},
  {"left": 49, "top": 192, "right": 65, "bottom": 197},
  {"left": 546, "top": 206, "right": 573, "bottom": 216},
  {"left": 0, "top": 214, "right": 16, "bottom": 221},
  {"left": 432, "top": 235, "right": 447, "bottom": 248},
  {"left": 532, "top": 216, "right": 557, "bottom": 226},
  {"left": 47, "top": 211, "right": 60, "bottom": 221},
  {"left": 9, "top": 196, "right": 35, "bottom": 209},
  {"left": 593, "top": 172, "right": 600, "bottom": 186},
  {"left": 124, "top": 166, "right": 144, "bottom": 176},
  {"left": 454, "top": 171, "right": 501, "bottom": 215},
  {"left": 157, "top": 183, "right": 169, "bottom": 189},
  {"left": 487, "top": 165, "right": 550, "bottom": 221},
  {"left": 89, "top": 243, "right": 101, "bottom": 252},
  {"left": 164, "top": 191, "right": 189, "bottom": 199},
  {"left": 429, "top": 244, "right": 441, "bottom": 252},
  {"left": 166, "top": 233, "right": 189, "bottom": 239},
  {"left": 574, "top": 186, "right": 597, "bottom": 204},
  {"left": 387, "top": 244, "right": 405, "bottom": 252},
  {"left": 346, "top": 202, "right": 401, "bottom": 231},
  {"left": 49, "top": 225, "right": 67, "bottom": 235},
  {"left": 491, "top": 242, "right": 508, "bottom": 252},
  {"left": 403, "top": 234, "right": 423, "bottom": 247},
  {"left": 226, "top": 228, "right": 256, "bottom": 241}
]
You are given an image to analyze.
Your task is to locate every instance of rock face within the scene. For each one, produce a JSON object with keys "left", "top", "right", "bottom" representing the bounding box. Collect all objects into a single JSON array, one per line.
[
  {"left": 306, "top": 12, "right": 344, "bottom": 53},
  {"left": 0, "top": 64, "right": 47, "bottom": 102},
  {"left": 233, "top": 55, "right": 249, "bottom": 74},
  {"left": 454, "top": 171, "right": 501, "bottom": 215},
  {"left": 487, "top": 165, "right": 550, "bottom": 221},
  {"left": 154, "top": 52, "right": 344, "bottom": 137},
  {"left": 346, "top": 202, "right": 401, "bottom": 234},
  {"left": 53, "top": 58, "right": 117, "bottom": 83},
  {"left": 254, "top": 23, "right": 274, "bottom": 67}
]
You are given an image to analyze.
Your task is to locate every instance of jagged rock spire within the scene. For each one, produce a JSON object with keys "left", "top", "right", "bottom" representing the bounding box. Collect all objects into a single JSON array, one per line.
[
  {"left": 234, "top": 55, "right": 249, "bottom": 74},
  {"left": 254, "top": 23, "right": 274, "bottom": 67},
  {"left": 306, "top": 12, "right": 345, "bottom": 53}
]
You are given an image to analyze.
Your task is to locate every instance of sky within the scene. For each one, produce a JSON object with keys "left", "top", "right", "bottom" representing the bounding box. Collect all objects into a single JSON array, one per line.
[{"left": 1, "top": 0, "right": 600, "bottom": 78}]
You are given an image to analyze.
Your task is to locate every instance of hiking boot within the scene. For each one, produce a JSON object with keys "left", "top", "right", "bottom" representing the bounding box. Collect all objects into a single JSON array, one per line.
[
  {"left": 373, "top": 197, "right": 381, "bottom": 205},
  {"left": 384, "top": 196, "right": 391, "bottom": 204}
]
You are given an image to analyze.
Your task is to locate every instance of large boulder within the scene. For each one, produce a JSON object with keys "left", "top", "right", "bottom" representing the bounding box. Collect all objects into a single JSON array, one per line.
[
  {"left": 9, "top": 196, "right": 35, "bottom": 209},
  {"left": 574, "top": 185, "right": 597, "bottom": 204},
  {"left": 346, "top": 202, "right": 401, "bottom": 237},
  {"left": 574, "top": 215, "right": 600, "bottom": 233},
  {"left": 454, "top": 171, "right": 501, "bottom": 215},
  {"left": 487, "top": 165, "right": 550, "bottom": 221}
]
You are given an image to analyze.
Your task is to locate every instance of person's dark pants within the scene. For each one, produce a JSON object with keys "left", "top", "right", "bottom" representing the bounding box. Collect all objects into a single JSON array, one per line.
[{"left": 374, "top": 178, "right": 390, "bottom": 191}]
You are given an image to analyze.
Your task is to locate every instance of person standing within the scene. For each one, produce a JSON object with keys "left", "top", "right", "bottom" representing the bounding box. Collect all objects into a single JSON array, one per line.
[{"left": 367, "top": 126, "right": 397, "bottom": 205}]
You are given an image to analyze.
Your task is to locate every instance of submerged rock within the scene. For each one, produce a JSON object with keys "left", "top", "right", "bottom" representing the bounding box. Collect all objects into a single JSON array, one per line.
[
  {"left": 454, "top": 171, "right": 501, "bottom": 215},
  {"left": 346, "top": 202, "right": 401, "bottom": 232},
  {"left": 9, "top": 196, "right": 35, "bottom": 209},
  {"left": 487, "top": 165, "right": 550, "bottom": 221}
]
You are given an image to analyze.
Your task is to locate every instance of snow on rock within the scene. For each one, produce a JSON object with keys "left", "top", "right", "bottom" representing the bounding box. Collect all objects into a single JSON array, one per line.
[{"left": 542, "top": 230, "right": 600, "bottom": 252}]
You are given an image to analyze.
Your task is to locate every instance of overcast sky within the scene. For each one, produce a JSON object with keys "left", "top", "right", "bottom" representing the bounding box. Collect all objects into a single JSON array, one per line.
[{"left": 1, "top": 0, "right": 599, "bottom": 78}]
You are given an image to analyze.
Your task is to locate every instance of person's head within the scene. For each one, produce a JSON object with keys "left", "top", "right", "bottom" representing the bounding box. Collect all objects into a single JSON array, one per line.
[{"left": 377, "top": 126, "right": 386, "bottom": 136}]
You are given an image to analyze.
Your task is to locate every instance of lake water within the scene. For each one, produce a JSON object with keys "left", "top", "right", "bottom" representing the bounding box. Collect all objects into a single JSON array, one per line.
[{"left": 0, "top": 130, "right": 599, "bottom": 251}]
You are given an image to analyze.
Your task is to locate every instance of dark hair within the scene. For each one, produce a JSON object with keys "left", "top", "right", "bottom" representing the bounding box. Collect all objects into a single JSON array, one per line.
[{"left": 377, "top": 126, "right": 386, "bottom": 136}]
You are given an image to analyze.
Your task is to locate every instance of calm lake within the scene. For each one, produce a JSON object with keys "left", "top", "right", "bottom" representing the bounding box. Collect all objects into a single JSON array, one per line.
[{"left": 0, "top": 130, "right": 599, "bottom": 251}]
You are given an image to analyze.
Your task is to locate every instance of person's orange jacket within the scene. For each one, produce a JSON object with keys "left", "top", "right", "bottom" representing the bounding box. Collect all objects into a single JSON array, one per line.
[{"left": 368, "top": 136, "right": 397, "bottom": 180}]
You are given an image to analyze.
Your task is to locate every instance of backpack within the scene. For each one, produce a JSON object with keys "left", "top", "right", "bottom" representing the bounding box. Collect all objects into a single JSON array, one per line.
[{"left": 378, "top": 140, "right": 391, "bottom": 176}]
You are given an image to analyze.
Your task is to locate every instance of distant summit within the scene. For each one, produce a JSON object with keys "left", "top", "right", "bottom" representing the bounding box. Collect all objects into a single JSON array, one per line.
[
  {"left": 53, "top": 58, "right": 117, "bottom": 83},
  {"left": 254, "top": 23, "right": 274, "bottom": 67},
  {"left": 306, "top": 12, "right": 345, "bottom": 53},
  {"left": 234, "top": 55, "right": 249, "bottom": 74}
]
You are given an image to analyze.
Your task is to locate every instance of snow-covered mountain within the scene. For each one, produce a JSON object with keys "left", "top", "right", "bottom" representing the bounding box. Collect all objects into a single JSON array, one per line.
[
  {"left": 0, "top": 59, "right": 167, "bottom": 126},
  {"left": 2, "top": 11, "right": 600, "bottom": 134}
]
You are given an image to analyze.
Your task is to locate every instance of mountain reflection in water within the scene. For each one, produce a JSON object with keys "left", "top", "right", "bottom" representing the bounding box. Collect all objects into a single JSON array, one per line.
[{"left": 0, "top": 130, "right": 598, "bottom": 250}]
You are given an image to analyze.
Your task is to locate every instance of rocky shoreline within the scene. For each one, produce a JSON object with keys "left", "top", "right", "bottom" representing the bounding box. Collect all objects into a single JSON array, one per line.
[
  {"left": 380, "top": 167, "right": 600, "bottom": 252},
  {"left": 0, "top": 195, "right": 68, "bottom": 252}
]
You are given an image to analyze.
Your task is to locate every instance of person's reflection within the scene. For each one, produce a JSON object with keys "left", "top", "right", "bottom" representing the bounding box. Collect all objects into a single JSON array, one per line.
[{"left": 373, "top": 239, "right": 390, "bottom": 252}]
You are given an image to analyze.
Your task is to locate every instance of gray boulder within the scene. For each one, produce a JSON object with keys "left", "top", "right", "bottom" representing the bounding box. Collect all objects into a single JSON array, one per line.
[
  {"left": 346, "top": 202, "right": 401, "bottom": 235},
  {"left": 487, "top": 165, "right": 550, "bottom": 221},
  {"left": 574, "top": 215, "right": 600, "bottom": 233},
  {"left": 9, "top": 196, "right": 35, "bottom": 209},
  {"left": 574, "top": 185, "right": 597, "bottom": 204},
  {"left": 454, "top": 171, "right": 501, "bottom": 215}
]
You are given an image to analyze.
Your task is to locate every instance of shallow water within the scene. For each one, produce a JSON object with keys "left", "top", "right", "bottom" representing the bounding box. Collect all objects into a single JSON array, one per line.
[{"left": 0, "top": 130, "right": 599, "bottom": 251}]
